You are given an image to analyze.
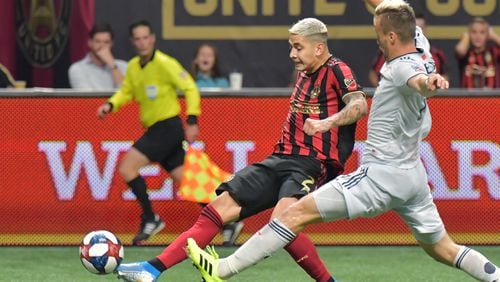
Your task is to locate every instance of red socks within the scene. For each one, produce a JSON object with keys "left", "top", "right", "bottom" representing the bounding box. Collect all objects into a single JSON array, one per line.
[
  {"left": 154, "top": 205, "right": 332, "bottom": 282},
  {"left": 156, "top": 205, "right": 223, "bottom": 269},
  {"left": 285, "top": 233, "right": 332, "bottom": 282}
]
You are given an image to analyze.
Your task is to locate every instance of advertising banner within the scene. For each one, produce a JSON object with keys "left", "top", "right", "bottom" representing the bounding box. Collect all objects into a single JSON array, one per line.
[{"left": 0, "top": 96, "right": 498, "bottom": 245}]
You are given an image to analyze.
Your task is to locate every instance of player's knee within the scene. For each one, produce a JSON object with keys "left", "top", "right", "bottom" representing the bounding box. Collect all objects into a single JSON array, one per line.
[
  {"left": 420, "top": 235, "right": 459, "bottom": 266},
  {"left": 279, "top": 203, "right": 307, "bottom": 232},
  {"left": 117, "top": 159, "right": 141, "bottom": 180},
  {"left": 210, "top": 192, "right": 241, "bottom": 223}
]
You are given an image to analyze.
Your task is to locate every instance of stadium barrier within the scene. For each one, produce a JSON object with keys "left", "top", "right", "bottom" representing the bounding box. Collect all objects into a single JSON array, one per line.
[{"left": 0, "top": 88, "right": 498, "bottom": 246}]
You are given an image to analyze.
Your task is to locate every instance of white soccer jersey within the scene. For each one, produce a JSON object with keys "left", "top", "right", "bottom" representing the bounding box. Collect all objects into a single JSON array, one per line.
[
  {"left": 362, "top": 51, "right": 432, "bottom": 169},
  {"left": 414, "top": 26, "right": 437, "bottom": 74}
]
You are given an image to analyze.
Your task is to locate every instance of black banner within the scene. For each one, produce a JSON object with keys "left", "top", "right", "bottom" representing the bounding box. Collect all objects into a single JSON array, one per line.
[{"left": 96, "top": 0, "right": 500, "bottom": 87}]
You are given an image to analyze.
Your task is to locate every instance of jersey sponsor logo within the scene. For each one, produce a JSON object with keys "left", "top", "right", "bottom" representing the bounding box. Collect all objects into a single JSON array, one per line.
[
  {"left": 15, "top": 0, "right": 71, "bottom": 67},
  {"left": 290, "top": 100, "right": 321, "bottom": 114}
]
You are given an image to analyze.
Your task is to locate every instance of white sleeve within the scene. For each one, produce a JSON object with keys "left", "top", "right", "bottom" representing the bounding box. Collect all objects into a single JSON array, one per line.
[
  {"left": 68, "top": 63, "right": 88, "bottom": 89},
  {"left": 414, "top": 26, "right": 436, "bottom": 74},
  {"left": 116, "top": 59, "right": 128, "bottom": 74},
  {"left": 392, "top": 59, "right": 426, "bottom": 87},
  {"left": 414, "top": 27, "right": 430, "bottom": 55}
]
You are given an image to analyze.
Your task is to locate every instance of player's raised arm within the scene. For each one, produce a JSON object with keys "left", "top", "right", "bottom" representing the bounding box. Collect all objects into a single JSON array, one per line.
[{"left": 408, "top": 73, "right": 449, "bottom": 98}]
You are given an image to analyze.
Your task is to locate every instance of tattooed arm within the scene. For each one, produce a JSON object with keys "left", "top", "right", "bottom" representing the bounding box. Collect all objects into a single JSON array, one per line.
[{"left": 303, "top": 91, "right": 368, "bottom": 136}]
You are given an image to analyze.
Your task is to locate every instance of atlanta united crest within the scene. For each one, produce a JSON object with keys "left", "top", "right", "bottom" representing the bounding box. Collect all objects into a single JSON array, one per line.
[
  {"left": 16, "top": 0, "right": 71, "bottom": 67},
  {"left": 310, "top": 86, "right": 321, "bottom": 98}
]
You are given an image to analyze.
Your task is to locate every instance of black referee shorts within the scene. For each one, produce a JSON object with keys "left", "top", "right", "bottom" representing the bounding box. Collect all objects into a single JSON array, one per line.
[
  {"left": 216, "top": 154, "right": 322, "bottom": 219},
  {"left": 133, "top": 116, "right": 185, "bottom": 172}
]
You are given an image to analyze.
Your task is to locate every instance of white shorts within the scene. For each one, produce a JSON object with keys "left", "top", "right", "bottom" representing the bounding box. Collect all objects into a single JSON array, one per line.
[{"left": 313, "top": 161, "right": 446, "bottom": 244}]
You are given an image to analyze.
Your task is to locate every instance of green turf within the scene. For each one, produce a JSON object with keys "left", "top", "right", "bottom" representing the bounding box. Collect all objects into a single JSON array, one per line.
[{"left": 0, "top": 245, "right": 498, "bottom": 281}]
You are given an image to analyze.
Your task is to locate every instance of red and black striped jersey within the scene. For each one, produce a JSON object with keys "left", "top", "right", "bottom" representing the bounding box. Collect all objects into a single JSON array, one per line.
[
  {"left": 430, "top": 46, "right": 448, "bottom": 77},
  {"left": 273, "top": 56, "right": 363, "bottom": 175},
  {"left": 370, "top": 50, "right": 386, "bottom": 77},
  {"left": 457, "top": 45, "right": 500, "bottom": 89}
]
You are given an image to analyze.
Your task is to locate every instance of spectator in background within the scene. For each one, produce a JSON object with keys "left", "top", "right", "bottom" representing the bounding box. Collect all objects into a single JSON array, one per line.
[
  {"left": 455, "top": 17, "right": 500, "bottom": 88},
  {"left": 191, "top": 43, "right": 229, "bottom": 88},
  {"left": 69, "top": 23, "right": 127, "bottom": 90},
  {"left": 368, "top": 12, "right": 448, "bottom": 87},
  {"left": 96, "top": 20, "right": 201, "bottom": 245},
  {"left": 0, "top": 63, "right": 15, "bottom": 88}
]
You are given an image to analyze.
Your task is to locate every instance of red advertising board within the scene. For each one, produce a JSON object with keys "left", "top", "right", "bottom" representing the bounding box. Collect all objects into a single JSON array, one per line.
[{"left": 0, "top": 96, "right": 498, "bottom": 245}]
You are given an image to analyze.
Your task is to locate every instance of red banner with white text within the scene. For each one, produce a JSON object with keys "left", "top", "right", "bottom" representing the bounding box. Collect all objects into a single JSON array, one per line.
[{"left": 0, "top": 96, "right": 498, "bottom": 245}]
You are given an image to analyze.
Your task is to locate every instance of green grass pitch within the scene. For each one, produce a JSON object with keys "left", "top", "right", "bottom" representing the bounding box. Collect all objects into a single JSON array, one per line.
[{"left": 1, "top": 245, "right": 498, "bottom": 281}]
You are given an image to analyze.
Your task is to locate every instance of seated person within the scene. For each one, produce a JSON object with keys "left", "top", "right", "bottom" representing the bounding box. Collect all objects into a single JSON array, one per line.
[
  {"left": 68, "top": 23, "right": 127, "bottom": 90},
  {"left": 191, "top": 43, "right": 229, "bottom": 88},
  {"left": 0, "top": 63, "right": 15, "bottom": 88},
  {"left": 455, "top": 17, "right": 500, "bottom": 88}
]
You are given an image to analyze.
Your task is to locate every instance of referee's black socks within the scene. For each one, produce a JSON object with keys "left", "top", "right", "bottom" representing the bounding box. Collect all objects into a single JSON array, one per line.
[{"left": 128, "top": 176, "right": 154, "bottom": 220}]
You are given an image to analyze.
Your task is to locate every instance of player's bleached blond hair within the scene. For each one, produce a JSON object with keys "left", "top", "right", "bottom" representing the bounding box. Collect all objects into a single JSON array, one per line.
[
  {"left": 374, "top": 0, "right": 415, "bottom": 43},
  {"left": 289, "top": 18, "right": 328, "bottom": 43}
]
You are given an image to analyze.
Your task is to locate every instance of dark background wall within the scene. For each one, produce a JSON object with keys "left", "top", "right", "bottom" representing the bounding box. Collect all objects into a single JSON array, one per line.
[
  {"left": 2, "top": 0, "right": 498, "bottom": 88},
  {"left": 94, "top": 0, "right": 499, "bottom": 88}
]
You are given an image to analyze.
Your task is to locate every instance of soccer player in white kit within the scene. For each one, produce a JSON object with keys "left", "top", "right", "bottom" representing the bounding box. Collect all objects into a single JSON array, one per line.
[{"left": 187, "top": 1, "right": 500, "bottom": 281}]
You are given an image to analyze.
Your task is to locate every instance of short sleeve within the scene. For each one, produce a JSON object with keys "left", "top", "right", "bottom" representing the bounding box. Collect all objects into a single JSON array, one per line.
[
  {"left": 392, "top": 58, "right": 426, "bottom": 87},
  {"left": 332, "top": 61, "right": 363, "bottom": 98}
]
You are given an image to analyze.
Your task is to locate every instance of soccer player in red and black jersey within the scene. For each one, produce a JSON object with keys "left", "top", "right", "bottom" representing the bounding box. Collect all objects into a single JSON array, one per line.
[
  {"left": 117, "top": 18, "right": 368, "bottom": 282},
  {"left": 455, "top": 17, "right": 500, "bottom": 89}
]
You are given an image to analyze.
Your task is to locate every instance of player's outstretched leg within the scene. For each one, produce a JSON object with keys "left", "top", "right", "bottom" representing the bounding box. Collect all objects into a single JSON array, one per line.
[
  {"left": 186, "top": 238, "right": 225, "bottom": 282},
  {"left": 116, "top": 261, "right": 160, "bottom": 282}
]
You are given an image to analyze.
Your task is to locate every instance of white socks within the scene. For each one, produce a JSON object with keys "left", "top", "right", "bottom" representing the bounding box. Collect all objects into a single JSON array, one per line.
[
  {"left": 218, "top": 219, "right": 296, "bottom": 279},
  {"left": 454, "top": 246, "right": 499, "bottom": 281},
  {"left": 217, "top": 224, "right": 500, "bottom": 281}
]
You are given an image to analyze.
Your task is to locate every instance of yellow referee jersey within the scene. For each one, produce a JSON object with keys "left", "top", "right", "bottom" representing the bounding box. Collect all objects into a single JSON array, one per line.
[{"left": 108, "top": 50, "right": 201, "bottom": 128}]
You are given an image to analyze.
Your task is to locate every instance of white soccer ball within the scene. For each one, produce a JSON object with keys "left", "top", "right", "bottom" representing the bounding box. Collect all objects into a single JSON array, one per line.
[{"left": 79, "top": 230, "right": 124, "bottom": 275}]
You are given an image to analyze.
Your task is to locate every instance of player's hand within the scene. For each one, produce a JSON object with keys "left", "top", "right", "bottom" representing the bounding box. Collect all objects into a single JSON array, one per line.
[
  {"left": 185, "top": 124, "right": 199, "bottom": 143},
  {"left": 303, "top": 118, "right": 332, "bottom": 136},
  {"left": 96, "top": 47, "right": 115, "bottom": 68},
  {"left": 97, "top": 103, "right": 111, "bottom": 119},
  {"left": 426, "top": 74, "right": 449, "bottom": 91}
]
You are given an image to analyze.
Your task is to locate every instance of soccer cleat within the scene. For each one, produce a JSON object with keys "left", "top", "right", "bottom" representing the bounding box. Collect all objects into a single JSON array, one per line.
[
  {"left": 222, "top": 221, "right": 244, "bottom": 246},
  {"left": 186, "top": 238, "right": 225, "bottom": 282},
  {"left": 115, "top": 261, "right": 160, "bottom": 282},
  {"left": 133, "top": 214, "right": 165, "bottom": 245}
]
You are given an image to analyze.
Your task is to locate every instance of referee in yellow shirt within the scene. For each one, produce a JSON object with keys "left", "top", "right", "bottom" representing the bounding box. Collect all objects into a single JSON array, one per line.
[{"left": 97, "top": 20, "right": 201, "bottom": 245}]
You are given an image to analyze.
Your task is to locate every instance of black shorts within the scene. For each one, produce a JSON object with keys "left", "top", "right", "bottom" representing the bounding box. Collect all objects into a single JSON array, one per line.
[
  {"left": 133, "top": 116, "right": 185, "bottom": 172},
  {"left": 216, "top": 154, "right": 322, "bottom": 219}
]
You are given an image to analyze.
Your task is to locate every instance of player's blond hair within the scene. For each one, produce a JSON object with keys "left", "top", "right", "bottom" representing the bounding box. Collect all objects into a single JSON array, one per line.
[
  {"left": 375, "top": 0, "right": 415, "bottom": 43},
  {"left": 289, "top": 18, "right": 328, "bottom": 44}
]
